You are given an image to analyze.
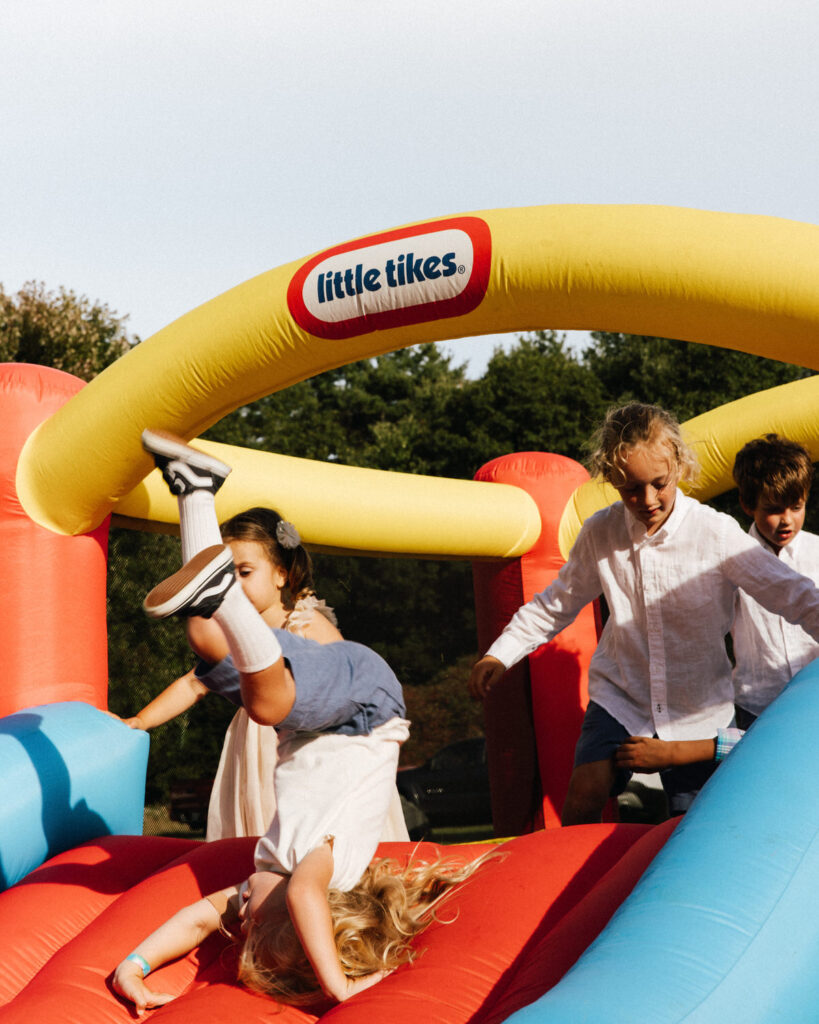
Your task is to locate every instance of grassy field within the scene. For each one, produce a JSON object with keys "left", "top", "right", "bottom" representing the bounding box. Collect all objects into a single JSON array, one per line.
[
  {"left": 143, "top": 804, "right": 204, "bottom": 839},
  {"left": 142, "top": 804, "right": 495, "bottom": 844}
]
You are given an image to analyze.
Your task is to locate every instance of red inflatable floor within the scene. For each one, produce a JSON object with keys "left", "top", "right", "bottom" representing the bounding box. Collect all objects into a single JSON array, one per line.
[{"left": 0, "top": 820, "right": 676, "bottom": 1023}]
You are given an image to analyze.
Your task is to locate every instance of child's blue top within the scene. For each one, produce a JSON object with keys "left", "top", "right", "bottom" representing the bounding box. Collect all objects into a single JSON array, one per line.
[{"left": 195, "top": 630, "right": 405, "bottom": 736}]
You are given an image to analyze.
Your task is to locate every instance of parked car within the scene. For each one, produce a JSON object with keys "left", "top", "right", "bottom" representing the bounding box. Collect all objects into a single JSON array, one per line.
[
  {"left": 169, "top": 736, "right": 493, "bottom": 839},
  {"left": 397, "top": 737, "right": 491, "bottom": 837}
]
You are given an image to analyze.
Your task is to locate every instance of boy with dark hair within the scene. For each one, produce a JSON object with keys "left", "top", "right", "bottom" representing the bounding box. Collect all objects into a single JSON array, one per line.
[{"left": 617, "top": 433, "right": 819, "bottom": 777}]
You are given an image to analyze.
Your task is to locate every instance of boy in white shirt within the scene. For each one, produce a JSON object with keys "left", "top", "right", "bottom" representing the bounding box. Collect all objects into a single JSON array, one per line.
[
  {"left": 469, "top": 407, "right": 819, "bottom": 825},
  {"left": 617, "top": 433, "right": 819, "bottom": 776}
]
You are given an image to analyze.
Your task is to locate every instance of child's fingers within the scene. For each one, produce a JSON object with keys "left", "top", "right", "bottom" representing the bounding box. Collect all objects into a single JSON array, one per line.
[
  {"left": 342, "top": 969, "right": 392, "bottom": 1000},
  {"left": 467, "top": 658, "right": 504, "bottom": 699},
  {"left": 143, "top": 991, "right": 176, "bottom": 1009},
  {"left": 133, "top": 991, "right": 176, "bottom": 1016},
  {"left": 615, "top": 738, "right": 640, "bottom": 766}
]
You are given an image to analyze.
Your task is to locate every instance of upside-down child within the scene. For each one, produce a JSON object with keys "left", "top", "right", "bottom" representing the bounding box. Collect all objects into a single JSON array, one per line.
[
  {"left": 121, "top": 438, "right": 408, "bottom": 843},
  {"left": 469, "top": 404, "right": 819, "bottom": 824},
  {"left": 616, "top": 433, "right": 819, "bottom": 775},
  {"left": 113, "top": 431, "right": 486, "bottom": 1010}
]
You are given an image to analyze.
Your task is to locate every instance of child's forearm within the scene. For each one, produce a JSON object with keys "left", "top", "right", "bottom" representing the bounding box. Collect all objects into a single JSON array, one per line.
[
  {"left": 126, "top": 893, "right": 227, "bottom": 968},
  {"left": 285, "top": 848, "right": 348, "bottom": 1001},
  {"left": 128, "top": 669, "right": 208, "bottom": 730},
  {"left": 616, "top": 736, "right": 717, "bottom": 772},
  {"left": 664, "top": 738, "right": 718, "bottom": 766},
  {"left": 112, "top": 890, "right": 234, "bottom": 1009},
  {"left": 285, "top": 847, "right": 388, "bottom": 1002}
]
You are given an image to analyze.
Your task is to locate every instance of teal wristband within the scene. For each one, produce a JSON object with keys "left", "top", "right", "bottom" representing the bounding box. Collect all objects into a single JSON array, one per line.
[{"left": 126, "top": 952, "right": 151, "bottom": 977}]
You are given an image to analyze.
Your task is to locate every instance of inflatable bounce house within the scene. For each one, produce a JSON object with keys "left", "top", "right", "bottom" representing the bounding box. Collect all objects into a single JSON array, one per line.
[{"left": 3, "top": 205, "right": 819, "bottom": 1023}]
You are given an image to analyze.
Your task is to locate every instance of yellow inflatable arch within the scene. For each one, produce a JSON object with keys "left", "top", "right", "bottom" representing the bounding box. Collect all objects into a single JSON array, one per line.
[{"left": 16, "top": 204, "right": 819, "bottom": 552}]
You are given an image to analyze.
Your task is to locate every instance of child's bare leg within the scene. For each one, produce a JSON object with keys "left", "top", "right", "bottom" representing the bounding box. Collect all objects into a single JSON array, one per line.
[
  {"left": 561, "top": 759, "right": 616, "bottom": 825},
  {"left": 144, "top": 546, "right": 296, "bottom": 725},
  {"left": 186, "top": 616, "right": 230, "bottom": 663}
]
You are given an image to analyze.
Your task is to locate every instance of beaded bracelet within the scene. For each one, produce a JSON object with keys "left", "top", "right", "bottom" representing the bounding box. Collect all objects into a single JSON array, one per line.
[{"left": 126, "top": 952, "right": 152, "bottom": 977}]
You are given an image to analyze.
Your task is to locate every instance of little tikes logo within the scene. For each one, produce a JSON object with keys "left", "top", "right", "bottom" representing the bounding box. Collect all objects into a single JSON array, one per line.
[{"left": 287, "top": 216, "right": 491, "bottom": 339}]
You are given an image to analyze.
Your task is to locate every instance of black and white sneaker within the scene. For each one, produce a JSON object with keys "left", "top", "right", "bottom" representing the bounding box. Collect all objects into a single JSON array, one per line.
[
  {"left": 143, "top": 545, "right": 236, "bottom": 619},
  {"left": 142, "top": 429, "right": 232, "bottom": 496}
]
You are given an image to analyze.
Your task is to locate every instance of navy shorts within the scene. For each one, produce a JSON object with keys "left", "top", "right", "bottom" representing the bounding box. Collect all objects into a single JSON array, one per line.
[
  {"left": 573, "top": 700, "right": 719, "bottom": 813},
  {"left": 573, "top": 701, "right": 632, "bottom": 797}
]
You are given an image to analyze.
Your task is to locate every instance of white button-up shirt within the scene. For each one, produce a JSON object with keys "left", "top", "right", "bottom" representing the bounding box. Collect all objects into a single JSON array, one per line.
[
  {"left": 732, "top": 523, "right": 819, "bottom": 716},
  {"left": 487, "top": 491, "right": 819, "bottom": 740}
]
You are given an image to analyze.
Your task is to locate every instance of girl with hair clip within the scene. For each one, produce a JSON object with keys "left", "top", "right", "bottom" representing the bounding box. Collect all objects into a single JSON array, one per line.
[
  {"left": 112, "top": 429, "right": 491, "bottom": 1010},
  {"left": 123, "top": 436, "right": 408, "bottom": 843}
]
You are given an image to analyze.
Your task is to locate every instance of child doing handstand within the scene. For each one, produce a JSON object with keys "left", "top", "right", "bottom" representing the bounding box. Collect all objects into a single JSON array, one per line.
[
  {"left": 122, "top": 505, "right": 343, "bottom": 840},
  {"left": 469, "top": 404, "right": 819, "bottom": 823},
  {"left": 616, "top": 433, "right": 819, "bottom": 774},
  {"left": 113, "top": 432, "right": 472, "bottom": 1009},
  {"left": 125, "top": 436, "right": 408, "bottom": 843}
]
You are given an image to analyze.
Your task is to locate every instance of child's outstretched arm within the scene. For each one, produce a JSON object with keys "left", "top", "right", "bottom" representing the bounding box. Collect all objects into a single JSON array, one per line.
[
  {"left": 616, "top": 736, "right": 717, "bottom": 772},
  {"left": 285, "top": 846, "right": 390, "bottom": 1003},
  {"left": 121, "top": 668, "right": 209, "bottom": 730},
  {"left": 112, "top": 886, "right": 238, "bottom": 1014}
]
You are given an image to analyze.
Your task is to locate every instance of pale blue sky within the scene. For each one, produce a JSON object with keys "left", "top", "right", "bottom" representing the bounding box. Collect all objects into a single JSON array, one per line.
[{"left": 2, "top": 0, "right": 817, "bottom": 376}]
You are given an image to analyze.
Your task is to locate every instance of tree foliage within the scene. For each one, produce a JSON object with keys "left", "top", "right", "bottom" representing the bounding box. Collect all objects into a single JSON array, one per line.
[
  {"left": 0, "top": 281, "right": 134, "bottom": 380},
  {"left": 584, "top": 332, "right": 812, "bottom": 422}
]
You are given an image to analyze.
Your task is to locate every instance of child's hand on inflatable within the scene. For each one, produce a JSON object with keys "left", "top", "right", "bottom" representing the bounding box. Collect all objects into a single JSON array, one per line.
[
  {"left": 337, "top": 969, "right": 393, "bottom": 1001},
  {"left": 100, "top": 710, "right": 145, "bottom": 729},
  {"left": 468, "top": 655, "right": 506, "bottom": 699},
  {"left": 112, "top": 960, "right": 175, "bottom": 1015}
]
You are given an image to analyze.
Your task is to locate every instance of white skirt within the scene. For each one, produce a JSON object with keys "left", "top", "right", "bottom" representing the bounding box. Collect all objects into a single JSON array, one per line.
[
  {"left": 206, "top": 708, "right": 278, "bottom": 841},
  {"left": 207, "top": 709, "right": 410, "bottom": 846},
  {"left": 254, "top": 717, "right": 411, "bottom": 891}
]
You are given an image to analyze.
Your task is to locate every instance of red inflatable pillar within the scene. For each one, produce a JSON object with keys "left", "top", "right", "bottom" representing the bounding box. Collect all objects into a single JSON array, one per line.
[
  {"left": 473, "top": 452, "right": 599, "bottom": 832},
  {"left": 0, "top": 363, "right": 110, "bottom": 717}
]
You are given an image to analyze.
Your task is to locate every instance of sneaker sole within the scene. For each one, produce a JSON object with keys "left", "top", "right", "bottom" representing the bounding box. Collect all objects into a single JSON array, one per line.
[
  {"left": 144, "top": 545, "right": 235, "bottom": 618},
  {"left": 141, "top": 429, "right": 232, "bottom": 479}
]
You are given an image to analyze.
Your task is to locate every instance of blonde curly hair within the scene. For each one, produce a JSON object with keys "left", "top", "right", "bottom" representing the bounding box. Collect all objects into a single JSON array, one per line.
[
  {"left": 237, "top": 851, "right": 497, "bottom": 1007},
  {"left": 586, "top": 402, "right": 699, "bottom": 488}
]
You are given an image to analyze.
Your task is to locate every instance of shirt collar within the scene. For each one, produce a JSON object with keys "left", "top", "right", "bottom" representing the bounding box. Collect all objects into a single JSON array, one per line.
[
  {"left": 749, "top": 520, "right": 799, "bottom": 561},
  {"left": 626, "top": 488, "right": 691, "bottom": 545}
]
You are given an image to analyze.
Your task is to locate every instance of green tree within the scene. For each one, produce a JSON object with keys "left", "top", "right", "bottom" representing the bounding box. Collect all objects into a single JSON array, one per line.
[
  {"left": 0, "top": 280, "right": 134, "bottom": 380},
  {"left": 457, "top": 331, "right": 608, "bottom": 469},
  {"left": 584, "top": 332, "right": 812, "bottom": 422}
]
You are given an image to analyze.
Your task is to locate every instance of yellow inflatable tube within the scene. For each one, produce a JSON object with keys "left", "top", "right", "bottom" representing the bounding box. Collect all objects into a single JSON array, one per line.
[
  {"left": 16, "top": 205, "right": 819, "bottom": 551},
  {"left": 114, "top": 440, "right": 542, "bottom": 559}
]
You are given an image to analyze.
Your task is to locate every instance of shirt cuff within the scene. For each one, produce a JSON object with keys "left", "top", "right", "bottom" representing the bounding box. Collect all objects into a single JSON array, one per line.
[
  {"left": 485, "top": 633, "right": 525, "bottom": 669},
  {"left": 715, "top": 727, "right": 745, "bottom": 762}
]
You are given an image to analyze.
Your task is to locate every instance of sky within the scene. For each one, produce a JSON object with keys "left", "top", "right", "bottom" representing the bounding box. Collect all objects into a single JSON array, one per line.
[{"left": 3, "top": 0, "right": 818, "bottom": 378}]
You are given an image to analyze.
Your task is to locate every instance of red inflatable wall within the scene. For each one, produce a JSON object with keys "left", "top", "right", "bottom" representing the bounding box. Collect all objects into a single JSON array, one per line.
[
  {"left": 473, "top": 452, "right": 599, "bottom": 831},
  {"left": 0, "top": 363, "right": 110, "bottom": 716}
]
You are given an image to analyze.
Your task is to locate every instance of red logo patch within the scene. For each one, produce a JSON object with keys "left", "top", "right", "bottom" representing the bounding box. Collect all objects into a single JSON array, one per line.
[{"left": 287, "top": 216, "right": 491, "bottom": 340}]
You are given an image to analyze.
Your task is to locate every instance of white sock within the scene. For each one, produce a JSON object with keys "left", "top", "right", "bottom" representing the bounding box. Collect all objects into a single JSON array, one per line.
[
  {"left": 178, "top": 489, "right": 223, "bottom": 562},
  {"left": 213, "top": 584, "right": 282, "bottom": 674}
]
